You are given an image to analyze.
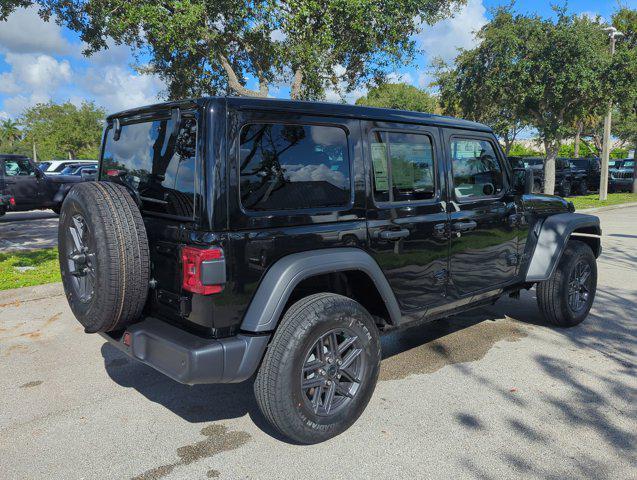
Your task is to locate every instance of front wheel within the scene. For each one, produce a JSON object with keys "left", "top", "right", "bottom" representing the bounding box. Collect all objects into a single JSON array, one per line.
[
  {"left": 536, "top": 240, "right": 597, "bottom": 327},
  {"left": 254, "top": 293, "right": 381, "bottom": 444},
  {"left": 559, "top": 181, "right": 572, "bottom": 198}
]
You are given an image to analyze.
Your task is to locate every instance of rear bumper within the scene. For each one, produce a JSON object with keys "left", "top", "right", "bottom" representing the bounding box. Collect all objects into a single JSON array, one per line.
[{"left": 100, "top": 317, "right": 270, "bottom": 385}]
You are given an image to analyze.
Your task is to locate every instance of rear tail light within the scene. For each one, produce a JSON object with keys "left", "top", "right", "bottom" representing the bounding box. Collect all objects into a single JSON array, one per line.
[
  {"left": 181, "top": 246, "right": 225, "bottom": 295},
  {"left": 9, "top": 197, "right": 15, "bottom": 206}
]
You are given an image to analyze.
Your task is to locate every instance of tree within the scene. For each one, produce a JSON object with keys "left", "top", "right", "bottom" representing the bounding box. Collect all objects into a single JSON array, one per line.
[
  {"left": 612, "top": 7, "right": 637, "bottom": 192},
  {"left": 20, "top": 101, "right": 105, "bottom": 160},
  {"left": 434, "top": 7, "right": 635, "bottom": 194},
  {"left": 0, "top": 119, "right": 21, "bottom": 144},
  {"left": 355, "top": 83, "right": 437, "bottom": 113},
  {"left": 433, "top": 53, "right": 525, "bottom": 157},
  {"left": 2, "top": 1, "right": 466, "bottom": 101}
]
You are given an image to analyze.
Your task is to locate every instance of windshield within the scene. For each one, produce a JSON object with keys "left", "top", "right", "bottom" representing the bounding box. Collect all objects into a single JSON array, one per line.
[
  {"left": 623, "top": 161, "right": 635, "bottom": 168},
  {"left": 570, "top": 159, "right": 589, "bottom": 168}
]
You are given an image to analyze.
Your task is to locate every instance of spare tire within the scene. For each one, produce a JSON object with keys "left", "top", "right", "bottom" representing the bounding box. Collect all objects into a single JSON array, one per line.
[{"left": 58, "top": 182, "right": 150, "bottom": 333}]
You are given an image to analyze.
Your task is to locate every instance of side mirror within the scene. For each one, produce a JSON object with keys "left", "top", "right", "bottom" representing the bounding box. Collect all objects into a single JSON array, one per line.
[{"left": 513, "top": 167, "right": 534, "bottom": 194}]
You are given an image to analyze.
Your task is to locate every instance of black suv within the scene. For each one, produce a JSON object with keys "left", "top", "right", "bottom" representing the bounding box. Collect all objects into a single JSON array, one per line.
[
  {"left": 568, "top": 157, "right": 600, "bottom": 195},
  {"left": 58, "top": 98, "right": 601, "bottom": 444},
  {"left": 508, "top": 156, "right": 574, "bottom": 196},
  {"left": 0, "top": 154, "right": 86, "bottom": 214}
]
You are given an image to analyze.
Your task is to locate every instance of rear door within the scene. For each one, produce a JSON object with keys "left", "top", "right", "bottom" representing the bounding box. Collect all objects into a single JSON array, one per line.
[
  {"left": 2, "top": 157, "right": 41, "bottom": 209},
  {"left": 443, "top": 131, "right": 518, "bottom": 298},
  {"left": 364, "top": 121, "right": 449, "bottom": 316},
  {"left": 99, "top": 109, "right": 202, "bottom": 321}
]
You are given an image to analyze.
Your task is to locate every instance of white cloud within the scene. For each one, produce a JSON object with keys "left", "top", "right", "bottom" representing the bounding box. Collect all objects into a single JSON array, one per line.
[
  {"left": 0, "top": 6, "right": 76, "bottom": 56},
  {"left": 79, "top": 65, "right": 164, "bottom": 113},
  {"left": 386, "top": 71, "right": 415, "bottom": 85},
  {"left": 0, "top": 53, "right": 71, "bottom": 92},
  {"left": 417, "top": 0, "right": 487, "bottom": 63}
]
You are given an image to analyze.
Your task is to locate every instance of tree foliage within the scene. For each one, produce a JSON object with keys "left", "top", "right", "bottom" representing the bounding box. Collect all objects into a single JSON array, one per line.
[
  {"left": 355, "top": 83, "right": 438, "bottom": 113},
  {"left": 434, "top": 7, "right": 636, "bottom": 194},
  {"left": 16, "top": 101, "right": 105, "bottom": 161},
  {"left": 3, "top": 1, "right": 466, "bottom": 100}
]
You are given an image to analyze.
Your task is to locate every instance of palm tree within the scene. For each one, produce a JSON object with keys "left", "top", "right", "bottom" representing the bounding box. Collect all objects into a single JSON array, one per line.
[{"left": 0, "top": 119, "right": 21, "bottom": 144}]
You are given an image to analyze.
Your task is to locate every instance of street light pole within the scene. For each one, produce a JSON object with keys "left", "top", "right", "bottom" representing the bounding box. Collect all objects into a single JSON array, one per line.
[{"left": 599, "top": 27, "right": 623, "bottom": 201}]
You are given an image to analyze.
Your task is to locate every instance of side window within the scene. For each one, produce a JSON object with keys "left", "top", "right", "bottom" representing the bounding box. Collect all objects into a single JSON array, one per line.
[
  {"left": 371, "top": 131, "right": 435, "bottom": 203},
  {"left": 239, "top": 123, "right": 350, "bottom": 211},
  {"left": 450, "top": 138, "right": 504, "bottom": 200},
  {"left": 101, "top": 116, "right": 198, "bottom": 218},
  {"left": 4, "top": 159, "right": 36, "bottom": 177}
]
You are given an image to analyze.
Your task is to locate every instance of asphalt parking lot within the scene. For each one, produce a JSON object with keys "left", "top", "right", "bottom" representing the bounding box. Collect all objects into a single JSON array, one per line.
[
  {"left": 0, "top": 210, "right": 58, "bottom": 251},
  {"left": 0, "top": 207, "right": 635, "bottom": 479}
]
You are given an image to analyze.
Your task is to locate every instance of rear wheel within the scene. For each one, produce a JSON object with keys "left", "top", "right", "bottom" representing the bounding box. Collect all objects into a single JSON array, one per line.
[
  {"left": 537, "top": 240, "right": 597, "bottom": 327},
  {"left": 559, "top": 181, "right": 572, "bottom": 198},
  {"left": 59, "top": 182, "right": 150, "bottom": 333},
  {"left": 577, "top": 180, "right": 588, "bottom": 195},
  {"left": 254, "top": 293, "right": 381, "bottom": 444}
]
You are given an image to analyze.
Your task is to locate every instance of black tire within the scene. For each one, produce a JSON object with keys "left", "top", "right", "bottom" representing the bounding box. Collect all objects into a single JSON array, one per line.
[
  {"left": 532, "top": 179, "right": 543, "bottom": 194},
  {"left": 254, "top": 293, "right": 381, "bottom": 444},
  {"left": 559, "top": 181, "right": 572, "bottom": 198},
  {"left": 577, "top": 180, "right": 588, "bottom": 196},
  {"left": 58, "top": 182, "right": 150, "bottom": 333},
  {"left": 536, "top": 240, "right": 597, "bottom": 327}
]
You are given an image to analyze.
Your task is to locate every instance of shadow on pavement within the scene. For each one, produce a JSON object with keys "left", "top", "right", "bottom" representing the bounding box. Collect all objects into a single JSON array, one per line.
[{"left": 101, "top": 285, "right": 635, "bottom": 455}]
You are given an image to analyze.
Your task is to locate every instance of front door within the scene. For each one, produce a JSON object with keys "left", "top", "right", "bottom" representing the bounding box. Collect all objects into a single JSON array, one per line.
[
  {"left": 2, "top": 158, "right": 41, "bottom": 209},
  {"left": 443, "top": 131, "right": 518, "bottom": 298},
  {"left": 364, "top": 122, "right": 449, "bottom": 317}
]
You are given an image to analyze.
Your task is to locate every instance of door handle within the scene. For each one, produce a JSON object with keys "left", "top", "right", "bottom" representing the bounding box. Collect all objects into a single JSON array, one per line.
[
  {"left": 453, "top": 221, "right": 477, "bottom": 232},
  {"left": 379, "top": 229, "right": 410, "bottom": 241}
]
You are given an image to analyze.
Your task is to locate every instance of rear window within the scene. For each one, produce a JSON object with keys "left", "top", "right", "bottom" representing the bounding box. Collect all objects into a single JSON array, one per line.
[
  {"left": 100, "top": 116, "right": 198, "bottom": 218},
  {"left": 239, "top": 123, "right": 350, "bottom": 211}
]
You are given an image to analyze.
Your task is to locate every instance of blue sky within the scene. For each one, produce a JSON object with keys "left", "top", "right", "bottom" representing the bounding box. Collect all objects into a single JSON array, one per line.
[{"left": 0, "top": 0, "right": 633, "bottom": 120}]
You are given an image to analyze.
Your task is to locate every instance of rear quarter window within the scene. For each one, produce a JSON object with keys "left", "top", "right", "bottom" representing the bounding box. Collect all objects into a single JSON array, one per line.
[
  {"left": 100, "top": 116, "right": 198, "bottom": 218},
  {"left": 239, "top": 123, "right": 351, "bottom": 211}
]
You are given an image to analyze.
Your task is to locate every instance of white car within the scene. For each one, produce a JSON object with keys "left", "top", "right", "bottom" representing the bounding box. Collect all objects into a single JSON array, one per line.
[{"left": 38, "top": 159, "right": 97, "bottom": 175}]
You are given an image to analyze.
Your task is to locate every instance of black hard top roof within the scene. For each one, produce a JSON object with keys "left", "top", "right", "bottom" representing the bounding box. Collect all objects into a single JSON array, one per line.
[
  {"left": 0, "top": 154, "right": 30, "bottom": 159},
  {"left": 107, "top": 96, "right": 492, "bottom": 133}
]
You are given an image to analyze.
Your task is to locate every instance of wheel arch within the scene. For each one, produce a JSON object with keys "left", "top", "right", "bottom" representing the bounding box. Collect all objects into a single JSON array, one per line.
[
  {"left": 239, "top": 248, "right": 402, "bottom": 333},
  {"left": 525, "top": 213, "right": 601, "bottom": 282}
]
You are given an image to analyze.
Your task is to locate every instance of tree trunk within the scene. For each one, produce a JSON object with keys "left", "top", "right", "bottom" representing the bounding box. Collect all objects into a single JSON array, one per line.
[
  {"left": 543, "top": 140, "right": 559, "bottom": 195},
  {"left": 633, "top": 142, "right": 637, "bottom": 194},
  {"left": 290, "top": 69, "right": 303, "bottom": 100},
  {"left": 574, "top": 122, "right": 583, "bottom": 158},
  {"left": 32, "top": 142, "right": 37, "bottom": 162}
]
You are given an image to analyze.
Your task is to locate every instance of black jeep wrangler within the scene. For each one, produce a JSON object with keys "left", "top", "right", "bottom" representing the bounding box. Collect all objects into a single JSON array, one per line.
[
  {"left": 59, "top": 98, "right": 601, "bottom": 444},
  {"left": 0, "top": 154, "right": 86, "bottom": 214}
]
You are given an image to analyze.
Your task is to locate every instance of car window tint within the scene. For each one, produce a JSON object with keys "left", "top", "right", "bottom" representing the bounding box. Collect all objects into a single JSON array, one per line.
[
  {"left": 371, "top": 131, "right": 435, "bottom": 203},
  {"left": 101, "top": 116, "right": 198, "bottom": 218},
  {"left": 239, "top": 123, "right": 350, "bottom": 211},
  {"left": 4, "top": 159, "right": 36, "bottom": 176},
  {"left": 450, "top": 138, "right": 504, "bottom": 199}
]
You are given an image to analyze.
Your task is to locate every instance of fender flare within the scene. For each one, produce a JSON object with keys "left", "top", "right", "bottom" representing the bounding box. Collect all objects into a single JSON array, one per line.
[
  {"left": 239, "top": 248, "right": 402, "bottom": 332},
  {"left": 525, "top": 213, "right": 601, "bottom": 282}
]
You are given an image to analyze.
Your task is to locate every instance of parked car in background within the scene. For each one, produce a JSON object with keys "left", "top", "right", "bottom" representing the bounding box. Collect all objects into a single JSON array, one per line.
[
  {"left": 610, "top": 159, "right": 635, "bottom": 192},
  {"left": 40, "top": 159, "right": 97, "bottom": 175},
  {"left": 0, "top": 154, "right": 89, "bottom": 214},
  {"left": 508, "top": 156, "right": 573, "bottom": 195},
  {"left": 568, "top": 157, "right": 600, "bottom": 195},
  {"left": 59, "top": 163, "right": 98, "bottom": 175}
]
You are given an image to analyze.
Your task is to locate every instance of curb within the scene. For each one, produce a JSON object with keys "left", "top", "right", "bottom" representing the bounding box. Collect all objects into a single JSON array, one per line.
[{"left": 578, "top": 202, "right": 637, "bottom": 214}]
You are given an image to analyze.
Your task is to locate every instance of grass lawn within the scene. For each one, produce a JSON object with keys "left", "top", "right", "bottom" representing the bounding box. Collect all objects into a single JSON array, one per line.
[
  {"left": 566, "top": 193, "right": 637, "bottom": 210},
  {"left": 0, "top": 248, "right": 61, "bottom": 291}
]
